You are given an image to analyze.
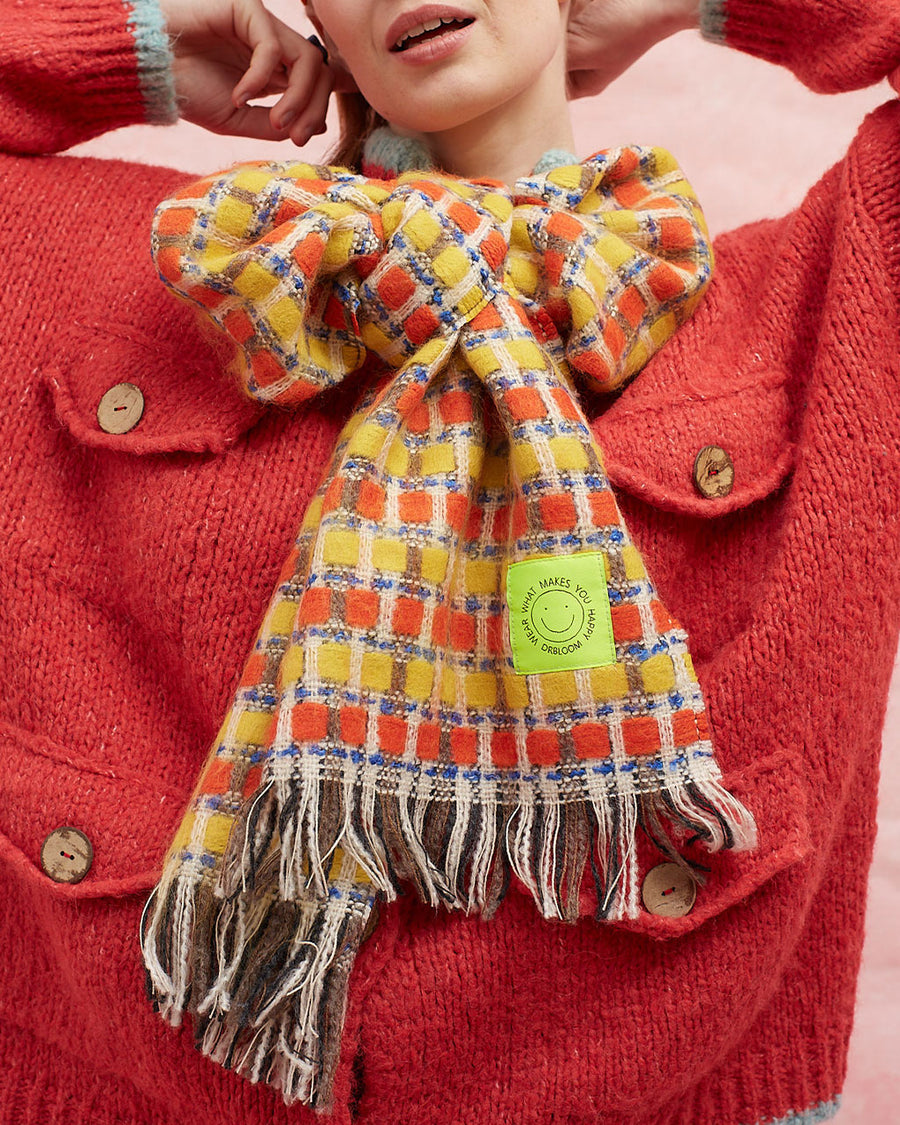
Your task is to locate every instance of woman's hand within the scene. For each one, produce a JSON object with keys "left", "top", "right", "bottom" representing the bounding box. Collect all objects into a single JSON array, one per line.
[
  {"left": 158, "top": 0, "right": 333, "bottom": 145},
  {"left": 566, "top": 0, "right": 700, "bottom": 100}
]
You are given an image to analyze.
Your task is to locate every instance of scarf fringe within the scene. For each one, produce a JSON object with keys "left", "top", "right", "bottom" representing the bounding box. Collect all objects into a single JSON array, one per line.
[
  {"left": 142, "top": 867, "right": 374, "bottom": 1111},
  {"left": 142, "top": 753, "right": 754, "bottom": 1108},
  {"left": 224, "top": 751, "right": 756, "bottom": 923}
]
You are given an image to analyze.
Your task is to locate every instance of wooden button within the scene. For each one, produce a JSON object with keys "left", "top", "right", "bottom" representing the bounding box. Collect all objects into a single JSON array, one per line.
[
  {"left": 693, "top": 444, "right": 734, "bottom": 498},
  {"left": 40, "top": 827, "right": 94, "bottom": 884},
  {"left": 97, "top": 382, "right": 144, "bottom": 435},
  {"left": 641, "top": 862, "right": 696, "bottom": 918}
]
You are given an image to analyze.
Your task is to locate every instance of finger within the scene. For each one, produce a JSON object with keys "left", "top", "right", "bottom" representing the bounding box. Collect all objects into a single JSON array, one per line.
[
  {"left": 890, "top": 64, "right": 900, "bottom": 95},
  {"left": 249, "top": 7, "right": 314, "bottom": 106},
  {"left": 269, "top": 41, "right": 329, "bottom": 131},
  {"left": 272, "top": 62, "right": 333, "bottom": 147},
  {"left": 218, "top": 101, "right": 300, "bottom": 142},
  {"left": 231, "top": 1, "right": 287, "bottom": 106},
  {"left": 286, "top": 66, "right": 334, "bottom": 147},
  {"left": 269, "top": 10, "right": 311, "bottom": 58}
]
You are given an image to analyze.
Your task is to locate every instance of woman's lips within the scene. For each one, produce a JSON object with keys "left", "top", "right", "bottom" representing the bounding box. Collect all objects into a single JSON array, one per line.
[
  {"left": 385, "top": 7, "right": 475, "bottom": 62},
  {"left": 395, "top": 17, "right": 470, "bottom": 51},
  {"left": 392, "top": 21, "right": 474, "bottom": 64}
]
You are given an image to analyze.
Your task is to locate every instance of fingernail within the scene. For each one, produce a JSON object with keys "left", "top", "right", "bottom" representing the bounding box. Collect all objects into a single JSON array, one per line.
[{"left": 278, "top": 111, "right": 296, "bottom": 129}]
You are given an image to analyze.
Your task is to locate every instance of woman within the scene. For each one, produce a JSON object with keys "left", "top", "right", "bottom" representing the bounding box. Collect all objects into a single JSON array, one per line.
[{"left": 1, "top": 2, "right": 898, "bottom": 1124}]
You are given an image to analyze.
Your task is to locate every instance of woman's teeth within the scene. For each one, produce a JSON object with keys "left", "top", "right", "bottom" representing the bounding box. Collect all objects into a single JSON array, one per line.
[{"left": 393, "top": 17, "right": 472, "bottom": 52}]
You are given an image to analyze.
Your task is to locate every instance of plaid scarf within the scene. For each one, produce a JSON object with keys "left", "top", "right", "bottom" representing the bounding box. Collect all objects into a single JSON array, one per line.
[{"left": 141, "top": 144, "right": 756, "bottom": 1110}]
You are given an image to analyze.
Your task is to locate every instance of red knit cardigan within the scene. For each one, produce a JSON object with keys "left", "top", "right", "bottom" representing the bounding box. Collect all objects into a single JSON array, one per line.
[{"left": 1, "top": 3, "right": 898, "bottom": 1124}]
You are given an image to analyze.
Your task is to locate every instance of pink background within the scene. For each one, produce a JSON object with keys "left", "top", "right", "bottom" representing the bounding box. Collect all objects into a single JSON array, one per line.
[{"left": 75, "top": 15, "right": 899, "bottom": 1121}]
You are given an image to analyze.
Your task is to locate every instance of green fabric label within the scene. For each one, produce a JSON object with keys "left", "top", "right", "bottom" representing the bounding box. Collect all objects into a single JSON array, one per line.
[{"left": 506, "top": 552, "right": 616, "bottom": 676}]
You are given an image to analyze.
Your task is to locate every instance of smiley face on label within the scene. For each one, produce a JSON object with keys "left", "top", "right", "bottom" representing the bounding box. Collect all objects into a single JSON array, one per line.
[
  {"left": 506, "top": 553, "right": 617, "bottom": 676},
  {"left": 529, "top": 589, "right": 586, "bottom": 644}
]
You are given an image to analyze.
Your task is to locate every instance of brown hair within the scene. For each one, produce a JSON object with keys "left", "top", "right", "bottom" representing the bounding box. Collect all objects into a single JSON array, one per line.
[{"left": 329, "top": 91, "right": 387, "bottom": 171}]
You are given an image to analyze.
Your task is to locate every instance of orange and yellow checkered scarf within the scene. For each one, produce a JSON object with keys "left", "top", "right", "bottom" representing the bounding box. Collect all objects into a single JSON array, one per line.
[{"left": 141, "top": 147, "right": 756, "bottom": 1110}]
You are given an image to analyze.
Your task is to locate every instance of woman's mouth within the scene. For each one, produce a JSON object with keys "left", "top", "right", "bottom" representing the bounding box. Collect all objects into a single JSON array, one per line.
[{"left": 391, "top": 16, "right": 475, "bottom": 52}]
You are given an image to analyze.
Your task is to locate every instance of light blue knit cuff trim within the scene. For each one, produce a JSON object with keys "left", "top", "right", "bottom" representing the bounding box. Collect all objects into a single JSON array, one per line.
[
  {"left": 124, "top": 0, "right": 178, "bottom": 125},
  {"left": 747, "top": 1096, "right": 841, "bottom": 1125},
  {"left": 699, "top": 0, "right": 728, "bottom": 45}
]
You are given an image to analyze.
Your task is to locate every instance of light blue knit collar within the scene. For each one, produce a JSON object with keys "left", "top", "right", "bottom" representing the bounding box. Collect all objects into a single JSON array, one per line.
[{"left": 360, "top": 125, "right": 578, "bottom": 179}]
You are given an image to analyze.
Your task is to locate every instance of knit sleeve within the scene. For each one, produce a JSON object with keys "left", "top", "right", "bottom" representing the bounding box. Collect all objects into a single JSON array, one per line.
[
  {"left": 700, "top": 0, "right": 900, "bottom": 92},
  {"left": 0, "top": 0, "right": 177, "bottom": 156}
]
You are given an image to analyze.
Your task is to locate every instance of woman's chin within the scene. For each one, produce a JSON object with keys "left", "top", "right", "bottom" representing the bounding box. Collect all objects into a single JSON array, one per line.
[
  {"left": 366, "top": 82, "right": 503, "bottom": 139},
  {"left": 374, "top": 109, "right": 474, "bottom": 137}
]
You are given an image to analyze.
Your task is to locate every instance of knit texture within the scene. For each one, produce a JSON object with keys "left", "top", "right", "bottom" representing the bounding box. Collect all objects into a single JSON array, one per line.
[
  {"left": 2, "top": 2, "right": 900, "bottom": 1125},
  {"left": 125, "top": 0, "right": 178, "bottom": 124},
  {"left": 700, "top": 0, "right": 728, "bottom": 43},
  {"left": 361, "top": 126, "right": 433, "bottom": 177},
  {"left": 761, "top": 1101, "right": 841, "bottom": 1125},
  {"left": 699, "top": 0, "right": 900, "bottom": 90},
  {"left": 0, "top": 0, "right": 174, "bottom": 154},
  {"left": 142, "top": 150, "right": 755, "bottom": 1108}
]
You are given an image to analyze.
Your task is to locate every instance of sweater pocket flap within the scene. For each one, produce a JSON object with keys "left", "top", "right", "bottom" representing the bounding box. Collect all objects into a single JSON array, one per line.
[
  {"left": 593, "top": 369, "right": 796, "bottom": 517},
  {"left": 44, "top": 316, "right": 262, "bottom": 456},
  {"left": 0, "top": 719, "right": 184, "bottom": 900},
  {"left": 602, "top": 748, "right": 810, "bottom": 939}
]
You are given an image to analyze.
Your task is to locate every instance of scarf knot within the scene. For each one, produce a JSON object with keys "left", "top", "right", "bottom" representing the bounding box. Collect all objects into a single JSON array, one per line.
[{"left": 155, "top": 148, "right": 712, "bottom": 408}]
